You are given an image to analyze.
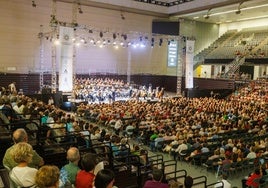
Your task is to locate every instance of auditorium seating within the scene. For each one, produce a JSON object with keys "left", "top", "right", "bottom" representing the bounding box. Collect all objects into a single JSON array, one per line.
[{"left": 196, "top": 27, "right": 268, "bottom": 64}]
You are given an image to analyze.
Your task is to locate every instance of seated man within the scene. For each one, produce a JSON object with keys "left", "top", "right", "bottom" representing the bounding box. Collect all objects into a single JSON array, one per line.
[
  {"left": 60, "top": 147, "right": 81, "bottom": 186},
  {"left": 3, "top": 128, "right": 44, "bottom": 170}
]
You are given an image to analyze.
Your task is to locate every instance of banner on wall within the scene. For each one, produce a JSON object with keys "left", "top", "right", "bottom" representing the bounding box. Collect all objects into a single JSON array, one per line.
[
  {"left": 167, "top": 41, "right": 178, "bottom": 67},
  {"left": 185, "top": 40, "right": 195, "bottom": 89},
  {"left": 58, "top": 26, "right": 74, "bottom": 92}
]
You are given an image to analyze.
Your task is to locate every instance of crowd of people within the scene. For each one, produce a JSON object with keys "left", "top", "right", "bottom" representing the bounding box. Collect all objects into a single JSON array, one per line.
[
  {"left": 2, "top": 128, "right": 117, "bottom": 188},
  {"left": 73, "top": 77, "right": 165, "bottom": 103},
  {"left": 0, "top": 77, "right": 267, "bottom": 187}
]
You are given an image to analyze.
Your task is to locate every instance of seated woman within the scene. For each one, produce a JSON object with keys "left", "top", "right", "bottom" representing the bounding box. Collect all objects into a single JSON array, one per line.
[
  {"left": 35, "top": 165, "right": 60, "bottom": 188},
  {"left": 244, "top": 168, "right": 262, "bottom": 188},
  {"left": 9, "top": 142, "right": 38, "bottom": 188}
]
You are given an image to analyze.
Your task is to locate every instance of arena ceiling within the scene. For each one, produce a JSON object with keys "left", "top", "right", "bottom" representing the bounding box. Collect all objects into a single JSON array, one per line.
[{"left": 58, "top": 0, "right": 268, "bottom": 24}]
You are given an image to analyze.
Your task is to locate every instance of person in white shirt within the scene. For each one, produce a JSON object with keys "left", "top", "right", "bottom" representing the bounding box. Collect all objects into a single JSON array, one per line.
[
  {"left": 214, "top": 174, "right": 231, "bottom": 188},
  {"left": 246, "top": 146, "right": 257, "bottom": 159},
  {"left": 176, "top": 140, "right": 188, "bottom": 154},
  {"left": 9, "top": 142, "right": 38, "bottom": 187},
  {"left": 8, "top": 82, "right": 17, "bottom": 94},
  {"left": 48, "top": 96, "right": 54, "bottom": 105},
  {"left": 114, "top": 118, "right": 122, "bottom": 135}
]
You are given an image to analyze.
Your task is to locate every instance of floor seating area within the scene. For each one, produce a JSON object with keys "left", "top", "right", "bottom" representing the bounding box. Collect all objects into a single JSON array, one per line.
[{"left": 0, "top": 77, "right": 267, "bottom": 187}]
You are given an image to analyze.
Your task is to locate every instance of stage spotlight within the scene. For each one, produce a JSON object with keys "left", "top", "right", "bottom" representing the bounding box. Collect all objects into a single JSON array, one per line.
[
  {"left": 235, "top": 1, "right": 244, "bottom": 14},
  {"left": 204, "top": 8, "right": 212, "bottom": 19},
  {"left": 235, "top": 9, "right": 241, "bottom": 14},
  {"left": 159, "top": 38, "right": 163, "bottom": 46},
  {"left": 78, "top": 3, "right": 83, "bottom": 14},
  {"left": 121, "top": 12, "right": 125, "bottom": 20},
  {"left": 151, "top": 38, "right": 154, "bottom": 47},
  {"left": 32, "top": 0, "right": 36, "bottom": 7},
  {"left": 204, "top": 14, "right": 209, "bottom": 19}
]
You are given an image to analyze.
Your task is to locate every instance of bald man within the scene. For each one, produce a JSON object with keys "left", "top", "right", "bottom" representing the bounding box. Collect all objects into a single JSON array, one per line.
[
  {"left": 61, "top": 147, "right": 81, "bottom": 185},
  {"left": 3, "top": 128, "right": 44, "bottom": 170}
]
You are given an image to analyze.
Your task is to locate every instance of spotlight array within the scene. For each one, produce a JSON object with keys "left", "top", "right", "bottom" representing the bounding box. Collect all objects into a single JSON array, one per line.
[
  {"left": 42, "top": 11, "right": 184, "bottom": 50},
  {"left": 78, "top": 3, "right": 83, "bottom": 14},
  {"left": 32, "top": 0, "right": 36, "bottom": 7},
  {"left": 134, "top": 0, "right": 194, "bottom": 7}
]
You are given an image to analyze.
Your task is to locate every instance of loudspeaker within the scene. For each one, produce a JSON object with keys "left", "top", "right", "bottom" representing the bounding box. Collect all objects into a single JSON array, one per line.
[{"left": 54, "top": 91, "right": 63, "bottom": 107}]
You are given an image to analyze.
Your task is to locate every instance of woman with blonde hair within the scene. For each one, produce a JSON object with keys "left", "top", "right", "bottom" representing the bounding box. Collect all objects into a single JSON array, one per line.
[{"left": 9, "top": 142, "right": 37, "bottom": 187}]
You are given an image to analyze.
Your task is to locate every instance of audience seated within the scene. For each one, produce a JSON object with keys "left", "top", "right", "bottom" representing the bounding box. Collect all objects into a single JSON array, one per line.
[{"left": 0, "top": 77, "right": 267, "bottom": 188}]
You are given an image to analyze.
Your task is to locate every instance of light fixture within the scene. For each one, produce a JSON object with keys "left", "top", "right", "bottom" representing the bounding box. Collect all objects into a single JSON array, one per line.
[
  {"left": 151, "top": 38, "right": 155, "bottom": 47},
  {"left": 120, "top": 11, "right": 125, "bottom": 20},
  {"left": 235, "top": 1, "right": 244, "bottom": 14},
  {"left": 78, "top": 3, "right": 83, "bottom": 14},
  {"left": 235, "top": 9, "right": 241, "bottom": 15},
  {"left": 159, "top": 38, "right": 163, "bottom": 46},
  {"left": 204, "top": 8, "right": 212, "bottom": 19},
  {"left": 202, "top": 3, "right": 268, "bottom": 18},
  {"left": 122, "top": 34, "right": 127, "bottom": 40},
  {"left": 32, "top": 0, "right": 36, "bottom": 7}
]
